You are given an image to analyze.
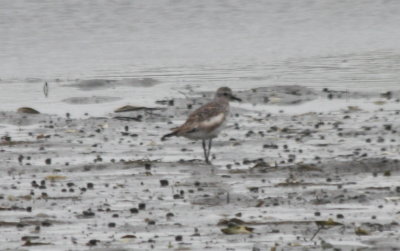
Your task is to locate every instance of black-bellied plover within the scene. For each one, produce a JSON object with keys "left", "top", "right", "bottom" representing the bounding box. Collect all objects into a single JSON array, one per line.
[{"left": 162, "top": 87, "right": 241, "bottom": 164}]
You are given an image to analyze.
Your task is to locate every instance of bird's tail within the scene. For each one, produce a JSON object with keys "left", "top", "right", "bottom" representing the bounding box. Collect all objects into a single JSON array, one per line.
[{"left": 161, "top": 131, "right": 178, "bottom": 141}]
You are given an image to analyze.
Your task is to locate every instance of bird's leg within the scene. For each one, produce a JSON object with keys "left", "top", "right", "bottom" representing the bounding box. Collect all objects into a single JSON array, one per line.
[
  {"left": 207, "top": 139, "right": 213, "bottom": 161},
  {"left": 202, "top": 139, "right": 209, "bottom": 164}
]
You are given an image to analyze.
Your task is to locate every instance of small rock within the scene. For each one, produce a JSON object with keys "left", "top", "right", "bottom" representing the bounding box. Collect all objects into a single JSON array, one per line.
[
  {"left": 144, "top": 163, "right": 151, "bottom": 170},
  {"left": 130, "top": 208, "right": 139, "bottom": 214},
  {"left": 160, "top": 179, "right": 169, "bottom": 187},
  {"left": 147, "top": 220, "right": 156, "bottom": 225},
  {"left": 45, "top": 158, "right": 52, "bottom": 165},
  {"left": 86, "top": 239, "right": 99, "bottom": 246},
  {"left": 138, "top": 203, "right": 146, "bottom": 210},
  {"left": 82, "top": 210, "right": 95, "bottom": 217},
  {"left": 18, "top": 155, "right": 24, "bottom": 164},
  {"left": 41, "top": 221, "right": 51, "bottom": 227}
]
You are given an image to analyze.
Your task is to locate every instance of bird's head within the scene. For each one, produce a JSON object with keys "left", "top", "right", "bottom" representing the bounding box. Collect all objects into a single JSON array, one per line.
[{"left": 215, "top": 87, "right": 241, "bottom": 102}]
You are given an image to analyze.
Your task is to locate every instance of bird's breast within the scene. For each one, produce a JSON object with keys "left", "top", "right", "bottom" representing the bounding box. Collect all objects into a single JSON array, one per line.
[{"left": 200, "top": 113, "right": 225, "bottom": 130}]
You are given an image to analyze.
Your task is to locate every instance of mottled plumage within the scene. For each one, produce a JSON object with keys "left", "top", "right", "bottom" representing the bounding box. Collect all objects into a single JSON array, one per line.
[
  {"left": 173, "top": 98, "right": 228, "bottom": 139},
  {"left": 162, "top": 87, "right": 241, "bottom": 163}
]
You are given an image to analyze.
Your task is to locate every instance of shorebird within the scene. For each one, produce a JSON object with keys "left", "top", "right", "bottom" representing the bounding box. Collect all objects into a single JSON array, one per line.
[{"left": 161, "top": 87, "right": 241, "bottom": 164}]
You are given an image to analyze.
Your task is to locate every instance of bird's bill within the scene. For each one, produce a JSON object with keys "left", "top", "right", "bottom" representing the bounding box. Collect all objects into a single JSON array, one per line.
[{"left": 230, "top": 95, "right": 242, "bottom": 102}]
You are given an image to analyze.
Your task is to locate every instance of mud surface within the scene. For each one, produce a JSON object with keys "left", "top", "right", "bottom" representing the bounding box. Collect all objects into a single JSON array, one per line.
[{"left": 1, "top": 85, "right": 400, "bottom": 250}]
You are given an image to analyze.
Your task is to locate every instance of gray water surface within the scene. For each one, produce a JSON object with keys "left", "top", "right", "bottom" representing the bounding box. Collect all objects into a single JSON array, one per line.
[{"left": 1, "top": 0, "right": 400, "bottom": 90}]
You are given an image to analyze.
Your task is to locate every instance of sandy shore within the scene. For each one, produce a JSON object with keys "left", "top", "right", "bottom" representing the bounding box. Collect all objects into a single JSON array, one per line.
[{"left": 0, "top": 85, "right": 400, "bottom": 250}]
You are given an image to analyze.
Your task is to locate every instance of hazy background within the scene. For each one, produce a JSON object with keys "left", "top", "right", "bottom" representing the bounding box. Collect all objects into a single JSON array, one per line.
[{"left": 1, "top": 0, "right": 400, "bottom": 86}]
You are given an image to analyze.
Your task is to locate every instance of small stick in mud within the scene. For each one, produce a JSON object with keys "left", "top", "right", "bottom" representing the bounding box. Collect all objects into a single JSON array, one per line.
[
  {"left": 310, "top": 226, "right": 323, "bottom": 241},
  {"left": 43, "top": 82, "right": 49, "bottom": 97}
]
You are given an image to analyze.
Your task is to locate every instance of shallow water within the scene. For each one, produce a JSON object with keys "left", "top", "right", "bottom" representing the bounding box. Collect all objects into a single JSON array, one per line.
[
  {"left": 2, "top": 1, "right": 400, "bottom": 119},
  {"left": 1, "top": 0, "right": 400, "bottom": 87}
]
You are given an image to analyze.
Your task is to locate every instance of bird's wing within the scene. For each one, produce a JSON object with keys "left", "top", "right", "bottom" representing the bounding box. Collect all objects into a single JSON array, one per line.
[{"left": 176, "top": 101, "right": 227, "bottom": 134}]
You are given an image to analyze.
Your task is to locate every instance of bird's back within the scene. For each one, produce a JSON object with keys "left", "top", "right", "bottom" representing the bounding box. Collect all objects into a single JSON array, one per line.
[{"left": 174, "top": 97, "right": 229, "bottom": 139}]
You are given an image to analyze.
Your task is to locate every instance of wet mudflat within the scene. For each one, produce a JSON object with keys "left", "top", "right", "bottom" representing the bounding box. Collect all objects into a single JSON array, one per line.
[{"left": 0, "top": 85, "right": 400, "bottom": 250}]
